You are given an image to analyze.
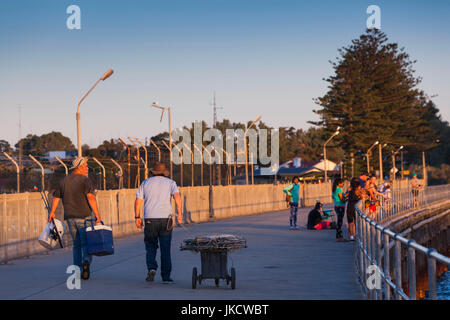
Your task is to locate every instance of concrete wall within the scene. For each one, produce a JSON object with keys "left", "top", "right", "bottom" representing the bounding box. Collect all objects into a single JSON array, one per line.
[{"left": 0, "top": 182, "right": 332, "bottom": 263}]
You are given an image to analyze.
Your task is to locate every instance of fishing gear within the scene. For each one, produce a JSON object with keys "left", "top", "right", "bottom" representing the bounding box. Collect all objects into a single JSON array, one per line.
[{"left": 35, "top": 186, "right": 64, "bottom": 249}]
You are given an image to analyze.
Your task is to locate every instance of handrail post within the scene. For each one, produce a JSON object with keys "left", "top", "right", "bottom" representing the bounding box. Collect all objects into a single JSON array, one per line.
[
  {"left": 91, "top": 157, "right": 106, "bottom": 190},
  {"left": 394, "top": 237, "right": 402, "bottom": 300},
  {"left": 29, "top": 154, "right": 45, "bottom": 191},
  {"left": 427, "top": 249, "right": 437, "bottom": 300},
  {"left": 3, "top": 152, "right": 20, "bottom": 193},
  {"left": 407, "top": 240, "right": 416, "bottom": 300},
  {"left": 54, "top": 155, "right": 68, "bottom": 176},
  {"left": 376, "top": 228, "right": 382, "bottom": 300},
  {"left": 383, "top": 231, "right": 391, "bottom": 300}
]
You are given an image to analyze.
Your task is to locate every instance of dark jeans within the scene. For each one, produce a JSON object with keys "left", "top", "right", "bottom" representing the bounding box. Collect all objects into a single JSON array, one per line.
[
  {"left": 289, "top": 202, "right": 298, "bottom": 227},
  {"left": 335, "top": 206, "right": 345, "bottom": 239},
  {"left": 66, "top": 218, "right": 92, "bottom": 268},
  {"left": 144, "top": 218, "right": 173, "bottom": 281}
]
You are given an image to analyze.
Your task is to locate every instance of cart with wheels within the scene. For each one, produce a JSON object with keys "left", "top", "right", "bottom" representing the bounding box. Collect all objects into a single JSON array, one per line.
[{"left": 181, "top": 234, "right": 246, "bottom": 290}]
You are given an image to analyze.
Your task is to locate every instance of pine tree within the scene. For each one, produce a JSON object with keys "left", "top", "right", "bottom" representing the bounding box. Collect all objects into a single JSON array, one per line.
[{"left": 311, "top": 29, "right": 437, "bottom": 173}]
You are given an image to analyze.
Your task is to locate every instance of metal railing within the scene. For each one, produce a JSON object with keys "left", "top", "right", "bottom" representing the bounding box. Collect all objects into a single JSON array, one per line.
[
  {"left": 373, "top": 184, "right": 450, "bottom": 223},
  {"left": 355, "top": 184, "right": 450, "bottom": 300}
]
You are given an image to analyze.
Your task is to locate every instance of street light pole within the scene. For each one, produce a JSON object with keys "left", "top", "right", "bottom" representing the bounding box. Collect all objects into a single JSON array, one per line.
[
  {"left": 323, "top": 127, "right": 340, "bottom": 183},
  {"left": 366, "top": 141, "right": 379, "bottom": 174},
  {"left": 391, "top": 146, "right": 404, "bottom": 181},
  {"left": 152, "top": 102, "right": 172, "bottom": 179},
  {"left": 379, "top": 143, "right": 387, "bottom": 182},
  {"left": 244, "top": 115, "right": 261, "bottom": 185},
  {"left": 76, "top": 69, "right": 114, "bottom": 157}
]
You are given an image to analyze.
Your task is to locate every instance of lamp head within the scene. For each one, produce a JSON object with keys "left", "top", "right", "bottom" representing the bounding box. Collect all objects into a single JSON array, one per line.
[{"left": 100, "top": 69, "right": 114, "bottom": 81}]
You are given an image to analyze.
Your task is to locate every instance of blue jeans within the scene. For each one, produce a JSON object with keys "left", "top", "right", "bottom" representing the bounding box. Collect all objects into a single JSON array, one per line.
[
  {"left": 289, "top": 202, "right": 298, "bottom": 227},
  {"left": 144, "top": 218, "right": 173, "bottom": 281},
  {"left": 66, "top": 218, "right": 92, "bottom": 268}
]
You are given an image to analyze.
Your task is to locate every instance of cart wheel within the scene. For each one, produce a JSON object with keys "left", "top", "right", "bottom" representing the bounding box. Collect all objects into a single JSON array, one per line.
[
  {"left": 231, "top": 268, "right": 236, "bottom": 290},
  {"left": 192, "top": 267, "right": 197, "bottom": 289},
  {"left": 215, "top": 278, "right": 219, "bottom": 287}
]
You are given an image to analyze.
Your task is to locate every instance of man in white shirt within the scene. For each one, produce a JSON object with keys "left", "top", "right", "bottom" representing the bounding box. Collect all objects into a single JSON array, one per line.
[{"left": 135, "top": 162, "right": 182, "bottom": 284}]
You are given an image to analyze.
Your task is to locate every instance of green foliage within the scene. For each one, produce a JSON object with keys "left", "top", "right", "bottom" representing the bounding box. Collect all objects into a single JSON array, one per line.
[
  {"left": 14, "top": 131, "right": 75, "bottom": 156},
  {"left": 311, "top": 29, "right": 439, "bottom": 174}
]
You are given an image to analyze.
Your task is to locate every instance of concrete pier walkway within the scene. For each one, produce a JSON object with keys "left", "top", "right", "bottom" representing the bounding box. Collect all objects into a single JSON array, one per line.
[{"left": 0, "top": 207, "right": 362, "bottom": 300}]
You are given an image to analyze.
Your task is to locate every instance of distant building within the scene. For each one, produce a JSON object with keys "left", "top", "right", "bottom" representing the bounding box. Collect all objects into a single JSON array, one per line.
[{"left": 45, "top": 151, "right": 77, "bottom": 162}]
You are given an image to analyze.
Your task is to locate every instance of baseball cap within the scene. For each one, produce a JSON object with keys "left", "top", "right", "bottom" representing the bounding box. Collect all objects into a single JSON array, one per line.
[{"left": 69, "top": 157, "right": 87, "bottom": 170}]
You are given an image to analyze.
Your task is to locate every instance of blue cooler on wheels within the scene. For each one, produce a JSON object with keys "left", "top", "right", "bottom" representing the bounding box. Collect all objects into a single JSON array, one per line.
[{"left": 84, "top": 219, "right": 114, "bottom": 256}]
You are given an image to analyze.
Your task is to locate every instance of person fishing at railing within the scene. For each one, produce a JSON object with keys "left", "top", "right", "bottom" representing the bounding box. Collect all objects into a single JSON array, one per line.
[
  {"left": 345, "top": 178, "right": 368, "bottom": 241},
  {"left": 410, "top": 173, "right": 423, "bottom": 207},
  {"left": 332, "top": 178, "right": 347, "bottom": 242}
]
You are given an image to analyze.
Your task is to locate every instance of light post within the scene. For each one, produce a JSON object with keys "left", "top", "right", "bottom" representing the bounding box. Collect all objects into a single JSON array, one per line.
[
  {"left": 323, "top": 127, "right": 340, "bottom": 183},
  {"left": 151, "top": 102, "right": 172, "bottom": 179},
  {"left": 378, "top": 143, "right": 387, "bottom": 182},
  {"left": 244, "top": 116, "right": 261, "bottom": 185},
  {"left": 366, "top": 141, "right": 379, "bottom": 174},
  {"left": 150, "top": 139, "right": 161, "bottom": 162},
  {"left": 193, "top": 143, "right": 203, "bottom": 186},
  {"left": 391, "top": 146, "right": 404, "bottom": 181},
  {"left": 76, "top": 69, "right": 114, "bottom": 157},
  {"left": 135, "top": 138, "right": 148, "bottom": 180}
]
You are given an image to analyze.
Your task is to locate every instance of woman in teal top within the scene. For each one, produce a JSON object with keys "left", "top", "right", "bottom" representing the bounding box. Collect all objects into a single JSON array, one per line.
[
  {"left": 283, "top": 176, "right": 300, "bottom": 230},
  {"left": 332, "top": 178, "right": 346, "bottom": 241}
]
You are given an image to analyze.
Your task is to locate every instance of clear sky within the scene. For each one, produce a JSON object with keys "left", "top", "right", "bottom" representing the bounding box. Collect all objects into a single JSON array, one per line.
[{"left": 1, "top": 0, "right": 449, "bottom": 148}]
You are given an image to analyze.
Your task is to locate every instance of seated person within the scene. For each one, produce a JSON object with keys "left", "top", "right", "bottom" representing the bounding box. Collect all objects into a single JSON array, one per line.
[{"left": 307, "top": 201, "right": 332, "bottom": 230}]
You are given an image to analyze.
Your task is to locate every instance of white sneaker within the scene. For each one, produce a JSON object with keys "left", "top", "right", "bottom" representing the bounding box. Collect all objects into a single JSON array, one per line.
[
  {"left": 290, "top": 226, "right": 295, "bottom": 230},
  {"left": 349, "top": 236, "right": 355, "bottom": 241}
]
